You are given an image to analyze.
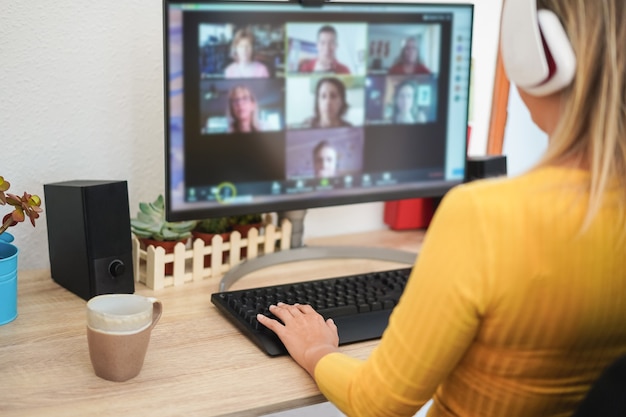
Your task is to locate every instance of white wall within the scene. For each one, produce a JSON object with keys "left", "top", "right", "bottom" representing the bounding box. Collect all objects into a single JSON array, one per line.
[
  {"left": 0, "top": 0, "right": 503, "bottom": 269},
  {"left": 502, "top": 86, "right": 548, "bottom": 176}
]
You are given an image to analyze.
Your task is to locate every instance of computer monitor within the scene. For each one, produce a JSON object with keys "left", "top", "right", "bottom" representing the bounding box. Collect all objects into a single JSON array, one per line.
[{"left": 164, "top": 0, "right": 473, "bottom": 227}]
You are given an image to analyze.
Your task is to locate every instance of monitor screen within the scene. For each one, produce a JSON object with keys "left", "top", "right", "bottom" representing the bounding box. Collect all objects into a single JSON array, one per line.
[{"left": 164, "top": 0, "right": 473, "bottom": 221}]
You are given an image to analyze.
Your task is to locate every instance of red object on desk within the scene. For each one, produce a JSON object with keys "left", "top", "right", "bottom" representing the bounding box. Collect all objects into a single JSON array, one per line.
[{"left": 384, "top": 198, "right": 435, "bottom": 230}]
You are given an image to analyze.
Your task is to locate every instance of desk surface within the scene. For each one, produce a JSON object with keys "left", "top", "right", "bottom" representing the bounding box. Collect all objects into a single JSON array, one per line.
[{"left": 0, "top": 229, "right": 424, "bottom": 417}]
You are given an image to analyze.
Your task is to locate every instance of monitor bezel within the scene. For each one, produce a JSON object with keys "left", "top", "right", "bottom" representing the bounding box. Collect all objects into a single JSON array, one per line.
[{"left": 163, "top": 0, "right": 473, "bottom": 221}]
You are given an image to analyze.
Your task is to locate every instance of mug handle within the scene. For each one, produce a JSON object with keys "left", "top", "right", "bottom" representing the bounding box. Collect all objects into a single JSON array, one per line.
[{"left": 147, "top": 297, "right": 162, "bottom": 330}]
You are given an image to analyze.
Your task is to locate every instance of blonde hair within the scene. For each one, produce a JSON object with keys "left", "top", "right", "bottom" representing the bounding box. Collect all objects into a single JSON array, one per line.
[{"left": 534, "top": 0, "right": 626, "bottom": 231}]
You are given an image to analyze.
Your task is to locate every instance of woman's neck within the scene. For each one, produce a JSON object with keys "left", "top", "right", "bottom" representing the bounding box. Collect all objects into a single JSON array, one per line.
[
  {"left": 319, "top": 116, "right": 339, "bottom": 127},
  {"left": 237, "top": 120, "right": 252, "bottom": 132}
]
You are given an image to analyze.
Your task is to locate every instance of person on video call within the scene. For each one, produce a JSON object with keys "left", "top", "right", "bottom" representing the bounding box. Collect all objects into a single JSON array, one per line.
[
  {"left": 227, "top": 85, "right": 262, "bottom": 133},
  {"left": 298, "top": 25, "right": 351, "bottom": 74},
  {"left": 258, "top": 1, "right": 626, "bottom": 416},
  {"left": 392, "top": 79, "right": 428, "bottom": 124},
  {"left": 301, "top": 77, "right": 352, "bottom": 129},
  {"left": 224, "top": 28, "right": 269, "bottom": 79},
  {"left": 312, "top": 140, "right": 338, "bottom": 178},
  {"left": 388, "top": 36, "right": 431, "bottom": 75}
]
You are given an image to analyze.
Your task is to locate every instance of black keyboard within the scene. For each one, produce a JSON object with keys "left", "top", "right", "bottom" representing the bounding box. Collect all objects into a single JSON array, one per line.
[{"left": 211, "top": 267, "right": 412, "bottom": 356}]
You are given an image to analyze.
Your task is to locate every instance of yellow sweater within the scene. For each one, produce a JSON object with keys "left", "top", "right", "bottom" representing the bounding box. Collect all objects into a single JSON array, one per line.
[{"left": 315, "top": 167, "right": 626, "bottom": 417}]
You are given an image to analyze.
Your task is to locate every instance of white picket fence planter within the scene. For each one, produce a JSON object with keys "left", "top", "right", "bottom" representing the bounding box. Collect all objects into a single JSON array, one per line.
[{"left": 132, "top": 220, "right": 292, "bottom": 290}]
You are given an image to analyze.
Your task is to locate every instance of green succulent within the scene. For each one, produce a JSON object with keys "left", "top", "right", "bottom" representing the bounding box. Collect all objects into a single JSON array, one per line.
[
  {"left": 130, "top": 195, "right": 196, "bottom": 241},
  {"left": 195, "top": 217, "right": 231, "bottom": 234}
]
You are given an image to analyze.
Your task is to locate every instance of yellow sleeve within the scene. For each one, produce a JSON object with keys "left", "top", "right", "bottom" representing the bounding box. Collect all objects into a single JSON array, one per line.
[{"left": 314, "top": 185, "right": 492, "bottom": 417}]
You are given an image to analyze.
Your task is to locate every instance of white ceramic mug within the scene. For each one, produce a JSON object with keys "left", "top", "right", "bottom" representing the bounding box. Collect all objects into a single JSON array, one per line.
[{"left": 86, "top": 294, "right": 162, "bottom": 382}]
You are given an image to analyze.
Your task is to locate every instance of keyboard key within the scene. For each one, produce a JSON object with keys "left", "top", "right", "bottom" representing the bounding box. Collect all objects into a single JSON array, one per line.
[{"left": 318, "top": 305, "right": 358, "bottom": 318}]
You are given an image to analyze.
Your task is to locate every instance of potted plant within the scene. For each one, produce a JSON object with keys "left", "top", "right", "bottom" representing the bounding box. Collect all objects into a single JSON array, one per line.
[
  {"left": 192, "top": 217, "right": 232, "bottom": 267},
  {"left": 0, "top": 176, "right": 42, "bottom": 237},
  {"left": 0, "top": 176, "right": 43, "bottom": 325},
  {"left": 130, "top": 194, "right": 196, "bottom": 275},
  {"left": 229, "top": 213, "right": 264, "bottom": 258},
  {"left": 229, "top": 213, "right": 264, "bottom": 236}
]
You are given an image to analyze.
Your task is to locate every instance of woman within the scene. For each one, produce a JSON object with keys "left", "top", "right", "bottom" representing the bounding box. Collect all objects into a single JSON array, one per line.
[
  {"left": 258, "top": 1, "right": 626, "bottom": 416},
  {"left": 224, "top": 29, "right": 269, "bottom": 79},
  {"left": 302, "top": 77, "right": 352, "bottom": 128},
  {"left": 227, "top": 85, "right": 261, "bottom": 133},
  {"left": 392, "top": 80, "right": 427, "bottom": 124},
  {"left": 388, "top": 36, "right": 431, "bottom": 75}
]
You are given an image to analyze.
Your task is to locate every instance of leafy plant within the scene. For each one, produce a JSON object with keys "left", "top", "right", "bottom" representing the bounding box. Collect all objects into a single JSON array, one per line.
[
  {"left": 0, "top": 176, "right": 43, "bottom": 236},
  {"left": 195, "top": 217, "right": 232, "bottom": 234},
  {"left": 130, "top": 194, "right": 196, "bottom": 241},
  {"left": 229, "top": 213, "right": 263, "bottom": 226}
]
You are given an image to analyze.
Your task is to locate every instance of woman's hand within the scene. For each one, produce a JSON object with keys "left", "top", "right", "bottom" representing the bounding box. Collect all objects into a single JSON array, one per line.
[{"left": 257, "top": 303, "right": 339, "bottom": 377}]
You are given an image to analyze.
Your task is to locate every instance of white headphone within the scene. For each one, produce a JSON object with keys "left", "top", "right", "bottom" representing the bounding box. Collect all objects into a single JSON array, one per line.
[{"left": 500, "top": 0, "right": 577, "bottom": 96}]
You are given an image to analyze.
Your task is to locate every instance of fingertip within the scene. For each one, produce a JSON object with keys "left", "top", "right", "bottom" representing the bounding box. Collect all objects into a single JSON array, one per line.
[{"left": 256, "top": 313, "right": 265, "bottom": 321}]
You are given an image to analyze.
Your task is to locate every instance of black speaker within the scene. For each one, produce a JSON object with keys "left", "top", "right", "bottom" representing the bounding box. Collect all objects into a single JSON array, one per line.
[
  {"left": 464, "top": 155, "right": 508, "bottom": 182},
  {"left": 44, "top": 180, "right": 134, "bottom": 300}
]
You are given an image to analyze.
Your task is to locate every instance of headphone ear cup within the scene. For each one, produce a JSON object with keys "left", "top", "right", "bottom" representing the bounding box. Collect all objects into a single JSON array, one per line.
[
  {"left": 525, "top": 10, "right": 576, "bottom": 96},
  {"left": 501, "top": 0, "right": 576, "bottom": 96}
]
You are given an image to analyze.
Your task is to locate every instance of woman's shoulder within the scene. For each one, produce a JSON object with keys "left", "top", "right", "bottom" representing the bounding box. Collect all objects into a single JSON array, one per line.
[
  {"left": 414, "top": 63, "right": 431, "bottom": 74},
  {"left": 251, "top": 61, "right": 269, "bottom": 76},
  {"left": 447, "top": 166, "right": 588, "bottom": 209},
  {"left": 388, "top": 63, "right": 403, "bottom": 74},
  {"left": 224, "top": 62, "right": 269, "bottom": 78},
  {"left": 224, "top": 63, "right": 237, "bottom": 77}
]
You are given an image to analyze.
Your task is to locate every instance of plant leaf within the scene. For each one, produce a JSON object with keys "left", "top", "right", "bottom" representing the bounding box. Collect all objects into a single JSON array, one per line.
[
  {"left": 154, "top": 195, "right": 165, "bottom": 210},
  {"left": 139, "top": 202, "right": 158, "bottom": 216},
  {"left": 0, "top": 177, "right": 9, "bottom": 192},
  {"left": 132, "top": 229, "right": 153, "bottom": 238},
  {"left": 166, "top": 220, "right": 196, "bottom": 232}
]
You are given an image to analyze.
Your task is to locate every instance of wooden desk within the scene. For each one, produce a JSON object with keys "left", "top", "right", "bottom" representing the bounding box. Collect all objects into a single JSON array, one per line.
[{"left": 0, "top": 230, "right": 424, "bottom": 417}]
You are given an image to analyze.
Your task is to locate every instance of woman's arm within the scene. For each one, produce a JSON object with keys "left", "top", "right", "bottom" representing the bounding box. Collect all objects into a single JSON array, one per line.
[{"left": 260, "top": 185, "right": 489, "bottom": 416}]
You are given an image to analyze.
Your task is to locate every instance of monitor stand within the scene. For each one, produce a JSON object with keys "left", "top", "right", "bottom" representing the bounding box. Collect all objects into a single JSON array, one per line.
[{"left": 218, "top": 209, "right": 417, "bottom": 291}]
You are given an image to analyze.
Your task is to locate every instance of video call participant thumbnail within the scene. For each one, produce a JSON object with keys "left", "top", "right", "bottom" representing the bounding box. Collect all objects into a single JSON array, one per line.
[
  {"left": 198, "top": 23, "right": 282, "bottom": 79},
  {"left": 364, "top": 75, "right": 437, "bottom": 125},
  {"left": 288, "top": 23, "right": 367, "bottom": 75},
  {"left": 299, "top": 25, "right": 349, "bottom": 74},
  {"left": 302, "top": 77, "right": 352, "bottom": 129},
  {"left": 388, "top": 36, "right": 431, "bottom": 75},
  {"left": 200, "top": 79, "right": 284, "bottom": 134},
  {"left": 286, "top": 76, "right": 365, "bottom": 129},
  {"left": 367, "top": 24, "right": 441, "bottom": 76},
  {"left": 284, "top": 127, "right": 364, "bottom": 180}
]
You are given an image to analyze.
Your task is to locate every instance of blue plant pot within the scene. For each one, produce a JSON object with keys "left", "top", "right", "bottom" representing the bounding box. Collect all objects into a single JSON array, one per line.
[
  {"left": 0, "top": 232, "right": 14, "bottom": 243},
  {"left": 0, "top": 241, "right": 19, "bottom": 326}
]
